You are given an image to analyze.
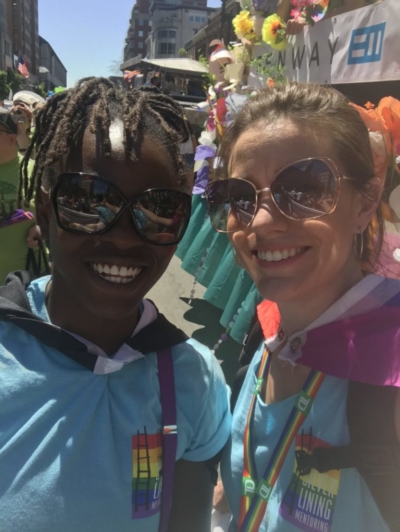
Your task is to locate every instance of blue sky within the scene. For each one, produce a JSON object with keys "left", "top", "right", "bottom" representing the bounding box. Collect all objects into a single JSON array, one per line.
[{"left": 39, "top": 0, "right": 221, "bottom": 87}]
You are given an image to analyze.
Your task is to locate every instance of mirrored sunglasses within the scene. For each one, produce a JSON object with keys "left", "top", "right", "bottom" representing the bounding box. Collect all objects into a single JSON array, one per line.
[
  {"left": 52, "top": 173, "right": 192, "bottom": 245},
  {"left": 205, "top": 158, "right": 355, "bottom": 233}
]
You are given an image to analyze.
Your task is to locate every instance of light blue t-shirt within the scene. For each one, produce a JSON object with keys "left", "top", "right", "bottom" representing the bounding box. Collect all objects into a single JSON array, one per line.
[
  {"left": 0, "top": 277, "right": 231, "bottom": 532},
  {"left": 221, "top": 343, "right": 389, "bottom": 532}
]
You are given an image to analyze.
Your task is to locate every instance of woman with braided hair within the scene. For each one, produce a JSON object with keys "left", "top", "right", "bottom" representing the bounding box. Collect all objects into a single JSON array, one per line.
[{"left": 0, "top": 77, "right": 230, "bottom": 532}]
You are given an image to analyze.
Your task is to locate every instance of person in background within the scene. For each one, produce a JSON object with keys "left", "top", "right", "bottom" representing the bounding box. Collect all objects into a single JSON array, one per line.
[
  {"left": 0, "top": 108, "right": 42, "bottom": 283},
  {"left": 11, "top": 90, "right": 45, "bottom": 155},
  {"left": 145, "top": 75, "right": 161, "bottom": 88}
]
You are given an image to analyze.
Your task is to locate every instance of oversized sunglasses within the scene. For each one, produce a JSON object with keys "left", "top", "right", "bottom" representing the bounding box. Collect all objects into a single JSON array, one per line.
[
  {"left": 52, "top": 173, "right": 192, "bottom": 245},
  {"left": 205, "top": 158, "right": 355, "bottom": 233}
]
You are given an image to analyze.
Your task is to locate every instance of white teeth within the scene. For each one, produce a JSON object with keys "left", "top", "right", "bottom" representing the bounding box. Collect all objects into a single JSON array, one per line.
[
  {"left": 110, "top": 265, "right": 119, "bottom": 275},
  {"left": 281, "top": 249, "right": 289, "bottom": 259},
  {"left": 90, "top": 263, "right": 143, "bottom": 283},
  {"left": 257, "top": 248, "right": 304, "bottom": 262}
]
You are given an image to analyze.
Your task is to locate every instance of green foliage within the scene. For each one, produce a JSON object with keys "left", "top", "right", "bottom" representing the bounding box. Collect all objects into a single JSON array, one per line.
[
  {"left": 0, "top": 69, "right": 25, "bottom": 100},
  {"left": 33, "top": 82, "right": 47, "bottom": 99},
  {"left": 6, "top": 69, "right": 24, "bottom": 94},
  {"left": 0, "top": 71, "right": 8, "bottom": 100},
  {"left": 178, "top": 48, "right": 188, "bottom": 57},
  {"left": 250, "top": 53, "right": 287, "bottom": 85}
]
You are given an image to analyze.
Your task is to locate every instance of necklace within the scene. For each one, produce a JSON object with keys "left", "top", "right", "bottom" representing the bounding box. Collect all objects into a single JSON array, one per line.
[{"left": 239, "top": 348, "right": 325, "bottom": 532}]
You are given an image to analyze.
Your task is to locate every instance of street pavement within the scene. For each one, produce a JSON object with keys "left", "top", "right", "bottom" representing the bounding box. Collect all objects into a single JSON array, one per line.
[{"left": 148, "top": 255, "right": 241, "bottom": 386}]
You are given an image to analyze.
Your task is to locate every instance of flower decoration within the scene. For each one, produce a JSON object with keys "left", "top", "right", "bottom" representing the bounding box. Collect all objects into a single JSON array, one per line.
[
  {"left": 291, "top": 0, "right": 329, "bottom": 25},
  {"left": 352, "top": 98, "right": 400, "bottom": 172},
  {"left": 262, "top": 14, "right": 287, "bottom": 50},
  {"left": 232, "top": 11, "right": 257, "bottom": 40},
  {"left": 352, "top": 97, "right": 400, "bottom": 223}
]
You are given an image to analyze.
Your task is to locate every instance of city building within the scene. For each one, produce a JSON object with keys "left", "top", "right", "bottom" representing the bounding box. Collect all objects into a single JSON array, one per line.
[
  {"left": 39, "top": 36, "right": 67, "bottom": 91},
  {"left": 0, "top": 0, "right": 13, "bottom": 70},
  {"left": 146, "top": 1, "right": 217, "bottom": 59},
  {"left": 124, "top": 0, "right": 151, "bottom": 62},
  {"left": 184, "top": 0, "right": 239, "bottom": 60},
  {"left": 6, "top": 0, "right": 40, "bottom": 81}
]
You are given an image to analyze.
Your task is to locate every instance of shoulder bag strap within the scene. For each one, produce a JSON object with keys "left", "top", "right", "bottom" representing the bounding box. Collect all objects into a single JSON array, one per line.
[{"left": 156, "top": 348, "right": 178, "bottom": 532}]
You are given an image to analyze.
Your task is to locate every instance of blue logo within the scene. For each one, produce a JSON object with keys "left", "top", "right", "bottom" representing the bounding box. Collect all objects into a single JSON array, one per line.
[{"left": 348, "top": 22, "right": 386, "bottom": 65}]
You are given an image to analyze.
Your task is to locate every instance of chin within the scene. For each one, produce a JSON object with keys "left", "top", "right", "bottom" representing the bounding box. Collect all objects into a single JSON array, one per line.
[{"left": 254, "top": 277, "right": 308, "bottom": 305}]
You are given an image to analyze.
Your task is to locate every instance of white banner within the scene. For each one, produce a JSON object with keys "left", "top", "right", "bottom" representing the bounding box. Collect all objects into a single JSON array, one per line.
[{"left": 253, "top": 0, "right": 399, "bottom": 85}]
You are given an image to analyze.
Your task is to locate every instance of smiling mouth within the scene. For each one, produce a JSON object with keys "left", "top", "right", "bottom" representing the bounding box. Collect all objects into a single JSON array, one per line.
[
  {"left": 90, "top": 262, "right": 143, "bottom": 284},
  {"left": 256, "top": 247, "right": 307, "bottom": 263}
]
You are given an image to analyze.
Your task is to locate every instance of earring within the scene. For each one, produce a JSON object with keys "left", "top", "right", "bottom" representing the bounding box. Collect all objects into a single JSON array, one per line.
[{"left": 353, "top": 232, "right": 364, "bottom": 261}]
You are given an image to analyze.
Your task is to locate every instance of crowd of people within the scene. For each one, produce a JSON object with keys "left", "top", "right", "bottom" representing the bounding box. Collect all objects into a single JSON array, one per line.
[{"left": 0, "top": 66, "right": 400, "bottom": 532}]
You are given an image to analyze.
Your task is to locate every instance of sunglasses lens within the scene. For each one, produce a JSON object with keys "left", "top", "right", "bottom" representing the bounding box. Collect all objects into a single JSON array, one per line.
[
  {"left": 55, "top": 174, "right": 123, "bottom": 233},
  {"left": 271, "top": 159, "right": 338, "bottom": 219},
  {"left": 131, "top": 189, "right": 191, "bottom": 244},
  {"left": 206, "top": 179, "right": 256, "bottom": 233}
]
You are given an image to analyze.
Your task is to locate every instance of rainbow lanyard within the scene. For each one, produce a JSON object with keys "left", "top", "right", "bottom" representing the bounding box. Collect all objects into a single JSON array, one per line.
[{"left": 239, "top": 348, "right": 325, "bottom": 532}]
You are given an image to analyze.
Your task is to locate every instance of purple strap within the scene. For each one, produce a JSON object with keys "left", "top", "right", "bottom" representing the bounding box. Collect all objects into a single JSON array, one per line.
[{"left": 156, "top": 349, "right": 178, "bottom": 532}]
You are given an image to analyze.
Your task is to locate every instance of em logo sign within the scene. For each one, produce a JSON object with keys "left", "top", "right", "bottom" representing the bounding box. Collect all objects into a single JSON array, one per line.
[{"left": 348, "top": 22, "right": 386, "bottom": 65}]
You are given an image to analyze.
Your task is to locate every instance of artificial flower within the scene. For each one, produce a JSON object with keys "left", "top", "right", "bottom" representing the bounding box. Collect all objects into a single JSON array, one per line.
[
  {"left": 232, "top": 11, "right": 257, "bottom": 40},
  {"left": 290, "top": 0, "right": 329, "bottom": 24},
  {"left": 352, "top": 97, "right": 400, "bottom": 223},
  {"left": 262, "top": 14, "right": 287, "bottom": 50}
]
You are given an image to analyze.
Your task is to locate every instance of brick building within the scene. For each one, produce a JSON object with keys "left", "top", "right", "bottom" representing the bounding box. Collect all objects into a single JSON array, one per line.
[{"left": 124, "top": 0, "right": 152, "bottom": 62}]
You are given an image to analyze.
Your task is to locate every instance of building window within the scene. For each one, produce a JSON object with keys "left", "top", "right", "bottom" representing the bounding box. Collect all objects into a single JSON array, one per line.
[
  {"left": 158, "top": 30, "right": 176, "bottom": 39},
  {"left": 139, "top": 18, "right": 144, "bottom": 26},
  {"left": 158, "top": 42, "right": 175, "bottom": 55},
  {"left": 189, "top": 15, "right": 206, "bottom": 23},
  {"left": 138, "top": 42, "right": 144, "bottom": 49},
  {"left": 139, "top": 30, "right": 143, "bottom": 37},
  {"left": 149, "top": 20, "right": 152, "bottom": 27}
]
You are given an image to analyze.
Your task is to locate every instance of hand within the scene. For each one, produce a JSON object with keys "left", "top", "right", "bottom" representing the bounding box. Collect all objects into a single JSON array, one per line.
[
  {"left": 285, "top": 18, "right": 307, "bottom": 36},
  {"left": 27, "top": 224, "right": 41, "bottom": 248},
  {"left": 213, "top": 480, "right": 230, "bottom": 514}
]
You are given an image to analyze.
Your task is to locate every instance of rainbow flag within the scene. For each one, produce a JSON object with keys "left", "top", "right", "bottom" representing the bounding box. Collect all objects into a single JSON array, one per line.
[
  {"left": 132, "top": 431, "right": 163, "bottom": 519},
  {"left": 257, "top": 274, "right": 400, "bottom": 387}
]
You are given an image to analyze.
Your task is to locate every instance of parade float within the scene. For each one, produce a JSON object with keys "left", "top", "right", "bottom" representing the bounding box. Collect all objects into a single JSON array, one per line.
[{"left": 176, "top": 0, "right": 400, "bottom": 353}]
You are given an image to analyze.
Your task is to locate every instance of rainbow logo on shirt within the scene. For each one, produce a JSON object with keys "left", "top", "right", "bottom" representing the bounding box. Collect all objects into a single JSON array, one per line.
[
  {"left": 132, "top": 429, "right": 163, "bottom": 519},
  {"left": 280, "top": 431, "right": 341, "bottom": 532}
]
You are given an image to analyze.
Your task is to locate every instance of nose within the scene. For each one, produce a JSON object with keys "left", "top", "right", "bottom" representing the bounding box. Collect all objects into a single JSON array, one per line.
[{"left": 249, "top": 196, "right": 290, "bottom": 235}]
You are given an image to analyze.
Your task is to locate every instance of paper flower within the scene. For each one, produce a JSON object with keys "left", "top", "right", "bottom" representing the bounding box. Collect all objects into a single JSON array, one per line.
[
  {"left": 232, "top": 11, "right": 257, "bottom": 40},
  {"left": 262, "top": 14, "right": 287, "bottom": 50}
]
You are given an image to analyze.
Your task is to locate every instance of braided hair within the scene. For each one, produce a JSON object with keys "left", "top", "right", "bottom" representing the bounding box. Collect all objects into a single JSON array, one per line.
[{"left": 19, "top": 77, "right": 190, "bottom": 207}]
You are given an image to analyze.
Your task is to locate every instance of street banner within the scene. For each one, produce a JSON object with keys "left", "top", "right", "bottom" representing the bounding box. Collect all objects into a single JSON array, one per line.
[{"left": 253, "top": 0, "right": 399, "bottom": 85}]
